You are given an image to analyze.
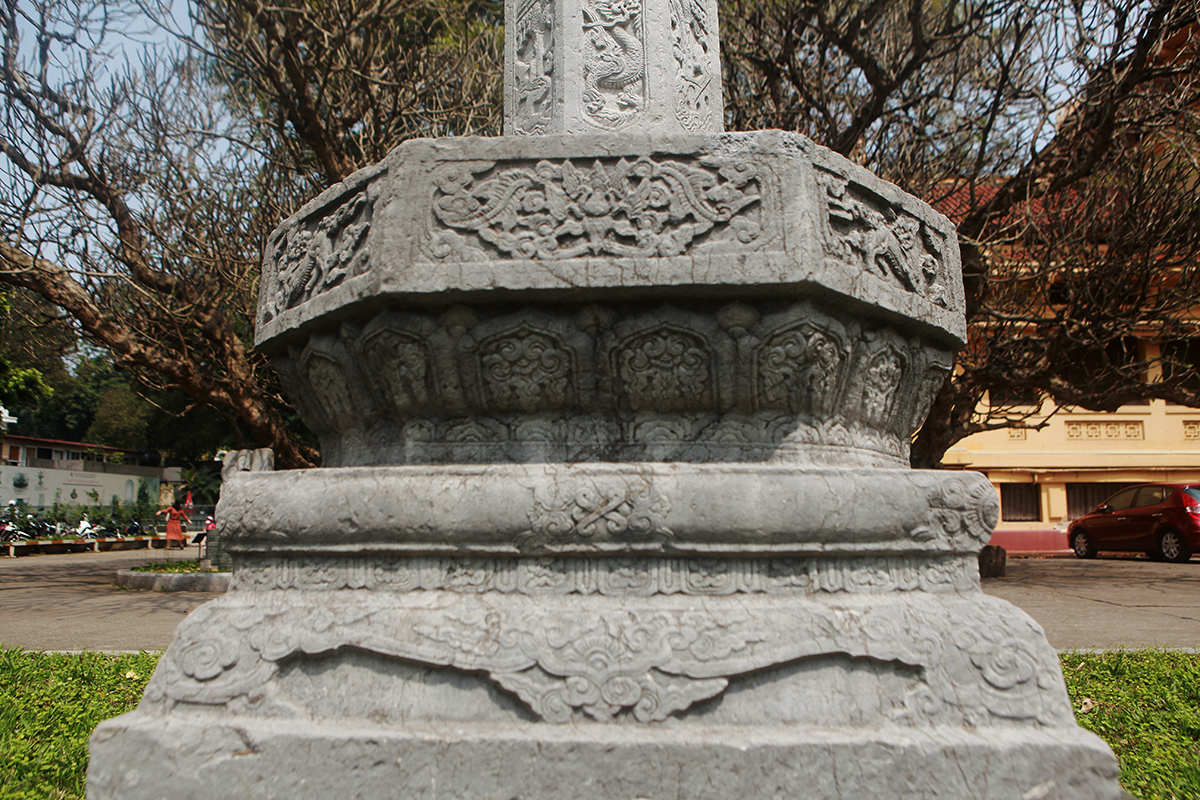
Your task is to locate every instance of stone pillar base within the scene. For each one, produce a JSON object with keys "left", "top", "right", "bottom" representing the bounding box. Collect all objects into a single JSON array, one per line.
[
  {"left": 88, "top": 466, "right": 1132, "bottom": 800},
  {"left": 90, "top": 714, "right": 1127, "bottom": 800}
]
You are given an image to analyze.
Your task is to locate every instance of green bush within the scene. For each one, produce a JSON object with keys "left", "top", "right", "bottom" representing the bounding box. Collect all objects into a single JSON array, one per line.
[{"left": 130, "top": 559, "right": 213, "bottom": 574}]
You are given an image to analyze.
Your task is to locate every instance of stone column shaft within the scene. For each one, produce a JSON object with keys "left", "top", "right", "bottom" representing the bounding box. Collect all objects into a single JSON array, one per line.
[{"left": 505, "top": 0, "right": 724, "bottom": 135}]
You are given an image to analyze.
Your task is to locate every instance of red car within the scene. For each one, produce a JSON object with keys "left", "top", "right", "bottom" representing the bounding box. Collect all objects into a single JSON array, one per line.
[{"left": 1068, "top": 483, "right": 1200, "bottom": 563}]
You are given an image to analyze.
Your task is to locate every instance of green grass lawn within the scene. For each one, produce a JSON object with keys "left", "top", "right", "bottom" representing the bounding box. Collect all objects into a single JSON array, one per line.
[
  {"left": 0, "top": 649, "right": 158, "bottom": 800},
  {"left": 1061, "top": 650, "right": 1200, "bottom": 800},
  {"left": 0, "top": 648, "right": 1197, "bottom": 799}
]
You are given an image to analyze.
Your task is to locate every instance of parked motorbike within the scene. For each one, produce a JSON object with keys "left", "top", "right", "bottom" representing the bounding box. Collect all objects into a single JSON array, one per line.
[{"left": 75, "top": 515, "right": 104, "bottom": 540}]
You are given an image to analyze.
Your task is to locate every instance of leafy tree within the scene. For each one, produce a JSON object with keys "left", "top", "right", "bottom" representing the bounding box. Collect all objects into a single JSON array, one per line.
[
  {"left": 0, "top": 288, "right": 62, "bottom": 408},
  {"left": 0, "top": 0, "right": 315, "bottom": 465},
  {"left": 180, "top": 464, "right": 221, "bottom": 505},
  {"left": 0, "top": 0, "right": 503, "bottom": 467},
  {"left": 172, "top": 0, "right": 504, "bottom": 185},
  {"left": 11, "top": 357, "right": 120, "bottom": 442},
  {"left": 0, "top": 0, "right": 1196, "bottom": 470},
  {"left": 83, "top": 385, "right": 148, "bottom": 449}
]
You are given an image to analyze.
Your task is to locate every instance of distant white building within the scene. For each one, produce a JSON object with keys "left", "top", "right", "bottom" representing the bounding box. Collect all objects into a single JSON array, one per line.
[{"left": 0, "top": 433, "right": 170, "bottom": 510}]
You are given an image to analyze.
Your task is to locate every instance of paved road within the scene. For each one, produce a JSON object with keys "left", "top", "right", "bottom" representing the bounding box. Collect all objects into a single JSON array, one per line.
[
  {"left": 1, "top": 550, "right": 1198, "bottom": 651},
  {"left": 983, "top": 555, "right": 1200, "bottom": 650},
  {"left": 0, "top": 550, "right": 204, "bottom": 651}
]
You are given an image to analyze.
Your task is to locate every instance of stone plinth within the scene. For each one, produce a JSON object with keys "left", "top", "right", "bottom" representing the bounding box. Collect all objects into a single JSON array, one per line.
[
  {"left": 87, "top": 52, "right": 1129, "bottom": 800},
  {"left": 89, "top": 463, "right": 1129, "bottom": 799}
]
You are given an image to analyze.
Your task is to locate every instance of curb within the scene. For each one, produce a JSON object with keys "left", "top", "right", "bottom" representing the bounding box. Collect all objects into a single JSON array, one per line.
[
  {"left": 5, "top": 535, "right": 173, "bottom": 557},
  {"left": 114, "top": 569, "right": 231, "bottom": 592}
]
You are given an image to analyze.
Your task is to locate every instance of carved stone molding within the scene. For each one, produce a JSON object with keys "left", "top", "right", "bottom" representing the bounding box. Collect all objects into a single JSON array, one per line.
[
  {"left": 216, "top": 464, "right": 1000, "bottom": 556},
  {"left": 256, "top": 133, "right": 966, "bottom": 351},
  {"left": 668, "top": 0, "right": 717, "bottom": 132},
  {"left": 267, "top": 300, "right": 953, "bottom": 467},
  {"left": 90, "top": 0, "right": 1133, "bottom": 792},
  {"left": 510, "top": 0, "right": 556, "bottom": 134},
  {"left": 502, "top": 0, "right": 721, "bottom": 136},
  {"left": 424, "top": 156, "right": 766, "bottom": 264},
  {"left": 261, "top": 167, "right": 382, "bottom": 326},
  {"left": 231, "top": 554, "right": 979, "bottom": 596},
  {"left": 580, "top": 0, "right": 645, "bottom": 130},
  {"left": 220, "top": 448, "right": 275, "bottom": 482},
  {"left": 817, "top": 166, "right": 953, "bottom": 309},
  {"left": 140, "top": 591, "right": 1073, "bottom": 730}
]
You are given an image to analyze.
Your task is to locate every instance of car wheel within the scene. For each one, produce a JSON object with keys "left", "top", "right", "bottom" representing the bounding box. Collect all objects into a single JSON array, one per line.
[
  {"left": 1072, "top": 530, "right": 1097, "bottom": 559},
  {"left": 1157, "top": 529, "right": 1191, "bottom": 563}
]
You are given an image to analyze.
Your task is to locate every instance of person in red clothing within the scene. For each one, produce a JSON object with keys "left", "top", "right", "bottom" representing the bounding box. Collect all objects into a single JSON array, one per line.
[{"left": 156, "top": 503, "right": 191, "bottom": 549}]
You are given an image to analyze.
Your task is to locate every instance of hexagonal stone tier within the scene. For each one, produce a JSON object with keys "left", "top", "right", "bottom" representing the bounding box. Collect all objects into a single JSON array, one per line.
[{"left": 258, "top": 131, "right": 963, "bottom": 468}]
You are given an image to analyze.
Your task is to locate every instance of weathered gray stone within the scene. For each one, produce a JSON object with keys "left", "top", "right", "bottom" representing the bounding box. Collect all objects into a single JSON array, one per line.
[
  {"left": 504, "top": 0, "right": 723, "bottom": 136},
  {"left": 254, "top": 132, "right": 964, "bottom": 471},
  {"left": 216, "top": 464, "right": 998, "bottom": 556},
  {"left": 255, "top": 132, "right": 966, "bottom": 352},
  {"left": 90, "top": 458, "right": 1133, "bottom": 798},
  {"left": 90, "top": 717, "right": 1126, "bottom": 800},
  {"left": 87, "top": 0, "right": 1130, "bottom": 794}
]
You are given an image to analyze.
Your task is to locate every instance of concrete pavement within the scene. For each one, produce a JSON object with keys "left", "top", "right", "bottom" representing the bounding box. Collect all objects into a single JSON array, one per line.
[
  {"left": 1, "top": 549, "right": 1199, "bottom": 652},
  {"left": 983, "top": 555, "right": 1200, "bottom": 650},
  {"left": 0, "top": 549, "right": 204, "bottom": 651}
]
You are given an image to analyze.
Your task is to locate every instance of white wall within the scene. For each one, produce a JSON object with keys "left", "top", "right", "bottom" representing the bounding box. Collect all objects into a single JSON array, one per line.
[{"left": 0, "top": 464, "right": 161, "bottom": 511}]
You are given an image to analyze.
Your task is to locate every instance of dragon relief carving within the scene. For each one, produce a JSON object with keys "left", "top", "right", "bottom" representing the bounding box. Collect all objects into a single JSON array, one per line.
[
  {"left": 818, "top": 170, "right": 949, "bottom": 308},
  {"left": 512, "top": 0, "right": 555, "bottom": 134},
  {"left": 668, "top": 0, "right": 715, "bottom": 131},
  {"left": 426, "top": 156, "right": 763, "bottom": 262},
  {"left": 581, "top": 0, "right": 645, "bottom": 128},
  {"left": 266, "top": 190, "right": 371, "bottom": 321}
]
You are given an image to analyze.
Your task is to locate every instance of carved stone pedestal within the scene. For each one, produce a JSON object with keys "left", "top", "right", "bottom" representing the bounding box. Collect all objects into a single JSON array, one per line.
[
  {"left": 88, "top": 116, "right": 1129, "bottom": 800},
  {"left": 89, "top": 465, "right": 1128, "bottom": 799}
]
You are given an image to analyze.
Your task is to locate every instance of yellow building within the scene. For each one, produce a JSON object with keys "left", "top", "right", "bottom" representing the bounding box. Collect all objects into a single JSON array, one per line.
[{"left": 944, "top": 390, "right": 1200, "bottom": 552}]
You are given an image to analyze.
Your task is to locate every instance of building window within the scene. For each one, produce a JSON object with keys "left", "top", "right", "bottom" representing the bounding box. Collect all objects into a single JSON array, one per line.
[
  {"left": 1066, "top": 483, "right": 1137, "bottom": 519},
  {"left": 1162, "top": 338, "right": 1200, "bottom": 402},
  {"left": 989, "top": 388, "right": 1041, "bottom": 407},
  {"left": 1000, "top": 484, "right": 1042, "bottom": 522},
  {"left": 1065, "top": 337, "right": 1149, "bottom": 404}
]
